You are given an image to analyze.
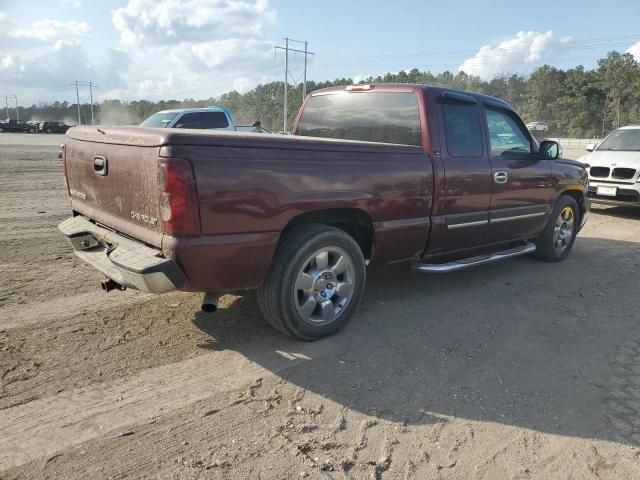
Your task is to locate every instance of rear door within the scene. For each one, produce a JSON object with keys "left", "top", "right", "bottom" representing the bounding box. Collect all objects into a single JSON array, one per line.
[
  {"left": 430, "top": 93, "right": 492, "bottom": 254},
  {"left": 483, "top": 105, "right": 553, "bottom": 243}
]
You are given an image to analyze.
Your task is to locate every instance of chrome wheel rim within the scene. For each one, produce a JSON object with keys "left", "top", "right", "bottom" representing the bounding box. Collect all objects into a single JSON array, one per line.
[
  {"left": 553, "top": 206, "right": 575, "bottom": 254},
  {"left": 293, "top": 246, "right": 355, "bottom": 327}
]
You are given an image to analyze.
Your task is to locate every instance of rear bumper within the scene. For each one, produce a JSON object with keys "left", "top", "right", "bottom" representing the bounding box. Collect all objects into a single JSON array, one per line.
[{"left": 59, "top": 216, "right": 187, "bottom": 293}]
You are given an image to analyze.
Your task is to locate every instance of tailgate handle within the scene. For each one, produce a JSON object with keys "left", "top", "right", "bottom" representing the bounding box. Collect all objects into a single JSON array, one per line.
[{"left": 93, "top": 156, "right": 108, "bottom": 176}]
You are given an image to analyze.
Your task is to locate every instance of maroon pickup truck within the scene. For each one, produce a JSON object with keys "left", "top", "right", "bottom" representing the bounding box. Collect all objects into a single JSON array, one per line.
[{"left": 59, "top": 84, "right": 588, "bottom": 339}]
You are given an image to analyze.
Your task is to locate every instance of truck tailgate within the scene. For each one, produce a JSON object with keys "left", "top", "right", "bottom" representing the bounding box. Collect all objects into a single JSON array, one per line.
[{"left": 64, "top": 127, "right": 166, "bottom": 243}]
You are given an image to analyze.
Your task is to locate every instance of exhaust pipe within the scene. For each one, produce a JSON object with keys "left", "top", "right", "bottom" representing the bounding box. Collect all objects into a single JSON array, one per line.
[
  {"left": 201, "top": 292, "right": 220, "bottom": 313},
  {"left": 101, "top": 279, "right": 126, "bottom": 292}
]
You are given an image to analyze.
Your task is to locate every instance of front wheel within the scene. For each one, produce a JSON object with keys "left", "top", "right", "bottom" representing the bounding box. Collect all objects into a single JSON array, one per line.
[
  {"left": 532, "top": 195, "right": 579, "bottom": 262},
  {"left": 257, "top": 224, "right": 366, "bottom": 340}
]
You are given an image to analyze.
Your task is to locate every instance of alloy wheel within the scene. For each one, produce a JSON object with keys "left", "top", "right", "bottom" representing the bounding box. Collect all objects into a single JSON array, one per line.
[{"left": 293, "top": 246, "right": 355, "bottom": 327}]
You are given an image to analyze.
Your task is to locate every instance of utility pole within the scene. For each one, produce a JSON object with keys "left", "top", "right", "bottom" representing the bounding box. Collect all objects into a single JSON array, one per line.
[
  {"left": 4, "top": 95, "right": 18, "bottom": 120},
  {"left": 71, "top": 81, "right": 81, "bottom": 125},
  {"left": 275, "top": 38, "right": 314, "bottom": 132},
  {"left": 89, "top": 81, "right": 95, "bottom": 125},
  {"left": 283, "top": 37, "right": 288, "bottom": 133},
  {"left": 601, "top": 92, "right": 608, "bottom": 138},
  {"left": 303, "top": 41, "right": 308, "bottom": 101},
  {"left": 69, "top": 80, "right": 98, "bottom": 125}
]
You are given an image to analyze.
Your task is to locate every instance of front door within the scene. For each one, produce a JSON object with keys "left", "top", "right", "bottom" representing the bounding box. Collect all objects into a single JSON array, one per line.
[{"left": 483, "top": 107, "right": 553, "bottom": 244}]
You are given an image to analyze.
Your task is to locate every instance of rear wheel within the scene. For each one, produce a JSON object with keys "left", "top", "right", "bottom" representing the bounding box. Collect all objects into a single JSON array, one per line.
[
  {"left": 257, "top": 224, "right": 366, "bottom": 340},
  {"left": 46, "top": 128, "right": 52, "bottom": 133},
  {"left": 532, "top": 195, "right": 579, "bottom": 262}
]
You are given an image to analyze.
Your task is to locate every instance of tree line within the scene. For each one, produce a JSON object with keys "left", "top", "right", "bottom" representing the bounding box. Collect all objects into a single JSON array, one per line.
[{"left": 11, "top": 51, "right": 640, "bottom": 138}]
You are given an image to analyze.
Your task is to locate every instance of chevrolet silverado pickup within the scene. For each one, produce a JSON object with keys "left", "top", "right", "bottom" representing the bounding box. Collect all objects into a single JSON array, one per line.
[{"left": 59, "top": 84, "right": 589, "bottom": 340}]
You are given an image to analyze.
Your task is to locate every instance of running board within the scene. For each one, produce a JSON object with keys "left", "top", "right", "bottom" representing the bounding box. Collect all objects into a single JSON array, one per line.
[{"left": 412, "top": 242, "right": 536, "bottom": 273}]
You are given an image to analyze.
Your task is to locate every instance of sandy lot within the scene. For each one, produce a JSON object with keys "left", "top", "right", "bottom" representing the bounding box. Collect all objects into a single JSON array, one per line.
[{"left": 1, "top": 139, "right": 639, "bottom": 479}]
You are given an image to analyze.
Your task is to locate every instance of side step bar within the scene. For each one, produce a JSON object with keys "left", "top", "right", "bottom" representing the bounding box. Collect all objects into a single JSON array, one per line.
[{"left": 412, "top": 242, "right": 536, "bottom": 274}]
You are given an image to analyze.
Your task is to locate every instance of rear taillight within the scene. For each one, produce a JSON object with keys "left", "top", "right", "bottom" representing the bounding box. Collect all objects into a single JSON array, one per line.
[{"left": 157, "top": 158, "right": 200, "bottom": 235}]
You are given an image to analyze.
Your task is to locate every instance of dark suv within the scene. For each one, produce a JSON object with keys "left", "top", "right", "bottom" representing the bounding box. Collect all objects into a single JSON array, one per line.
[{"left": 39, "top": 121, "right": 71, "bottom": 134}]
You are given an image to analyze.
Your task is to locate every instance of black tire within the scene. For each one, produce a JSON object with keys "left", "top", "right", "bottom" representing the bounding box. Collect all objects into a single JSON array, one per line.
[
  {"left": 532, "top": 195, "right": 579, "bottom": 262},
  {"left": 257, "top": 224, "right": 366, "bottom": 340},
  {"left": 46, "top": 128, "right": 52, "bottom": 133}
]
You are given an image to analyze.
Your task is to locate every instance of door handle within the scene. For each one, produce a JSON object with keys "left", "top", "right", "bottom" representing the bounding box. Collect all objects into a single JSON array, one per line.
[
  {"left": 494, "top": 171, "right": 508, "bottom": 184},
  {"left": 93, "top": 156, "right": 108, "bottom": 176}
]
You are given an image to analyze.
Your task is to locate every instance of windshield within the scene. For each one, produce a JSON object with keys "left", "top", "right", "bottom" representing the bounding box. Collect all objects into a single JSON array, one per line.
[
  {"left": 597, "top": 129, "right": 640, "bottom": 151},
  {"left": 139, "top": 111, "right": 179, "bottom": 128}
]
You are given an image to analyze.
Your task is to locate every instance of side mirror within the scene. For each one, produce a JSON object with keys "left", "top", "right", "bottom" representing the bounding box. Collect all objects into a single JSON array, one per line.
[
  {"left": 585, "top": 143, "right": 597, "bottom": 152},
  {"left": 539, "top": 140, "right": 561, "bottom": 160}
]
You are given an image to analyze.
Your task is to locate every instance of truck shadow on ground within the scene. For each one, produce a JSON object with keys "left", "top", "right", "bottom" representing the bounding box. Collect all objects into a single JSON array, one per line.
[{"left": 192, "top": 237, "right": 640, "bottom": 446}]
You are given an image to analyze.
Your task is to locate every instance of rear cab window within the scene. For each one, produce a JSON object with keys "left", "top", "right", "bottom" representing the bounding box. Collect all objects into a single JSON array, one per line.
[{"left": 296, "top": 91, "right": 422, "bottom": 146}]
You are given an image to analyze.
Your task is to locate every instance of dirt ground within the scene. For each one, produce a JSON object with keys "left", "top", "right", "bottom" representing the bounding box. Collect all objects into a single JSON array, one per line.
[{"left": 1, "top": 138, "right": 639, "bottom": 479}]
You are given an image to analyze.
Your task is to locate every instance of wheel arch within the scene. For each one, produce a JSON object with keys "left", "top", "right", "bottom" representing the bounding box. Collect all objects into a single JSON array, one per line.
[
  {"left": 281, "top": 208, "right": 374, "bottom": 259},
  {"left": 559, "top": 189, "right": 585, "bottom": 221}
]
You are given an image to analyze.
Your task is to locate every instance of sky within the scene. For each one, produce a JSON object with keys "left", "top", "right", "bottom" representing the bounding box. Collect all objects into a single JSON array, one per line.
[{"left": 1, "top": 0, "right": 640, "bottom": 106}]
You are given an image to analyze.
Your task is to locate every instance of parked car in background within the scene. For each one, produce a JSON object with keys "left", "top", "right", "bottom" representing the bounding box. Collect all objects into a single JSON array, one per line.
[
  {"left": 39, "top": 121, "right": 71, "bottom": 133},
  {"left": 26, "top": 121, "right": 40, "bottom": 133},
  {"left": 58, "top": 84, "right": 588, "bottom": 340},
  {"left": 139, "top": 107, "right": 237, "bottom": 131},
  {"left": 526, "top": 121, "right": 548, "bottom": 132},
  {"left": 0, "top": 119, "right": 35, "bottom": 133},
  {"left": 579, "top": 125, "right": 640, "bottom": 206},
  {"left": 139, "top": 107, "right": 267, "bottom": 133}
]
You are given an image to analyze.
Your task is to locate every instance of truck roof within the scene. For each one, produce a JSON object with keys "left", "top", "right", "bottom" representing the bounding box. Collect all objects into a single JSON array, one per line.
[{"left": 310, "top": 83, "right": 514, "bottom": 112}]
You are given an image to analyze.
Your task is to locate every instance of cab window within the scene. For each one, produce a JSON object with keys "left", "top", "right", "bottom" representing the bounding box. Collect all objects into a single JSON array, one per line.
[
  {"left": 441, "top": 103, "right": 483, "bottom": 157},
  {"left": 485, "top": 109, "right": 531, "bottom": 158}
]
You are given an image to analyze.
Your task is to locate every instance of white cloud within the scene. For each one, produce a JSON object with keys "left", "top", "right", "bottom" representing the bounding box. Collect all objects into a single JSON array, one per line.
[
  {"left": 459, "top": 31, "right": 571, "bottom": 79},
  {"left": 112, "top": 0, "right": 275, "bottom": 46},
  {"left": 0, "top": 1, "right": 281, "bottom": 103},
  {"left": 12, "top": 19, "right": 90, "bottom": 43},
  {"left": 627, "top": 41, "right": 640, "bottom": 60},
  {"left": 106, "top": 0, "right": 278, "bottom": 100},
  {"left": 186, "top": 38, "right": 273, "bottom": 69},
  {"left": 0, "top": 10, "right": 129, "bottom": 102}
]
